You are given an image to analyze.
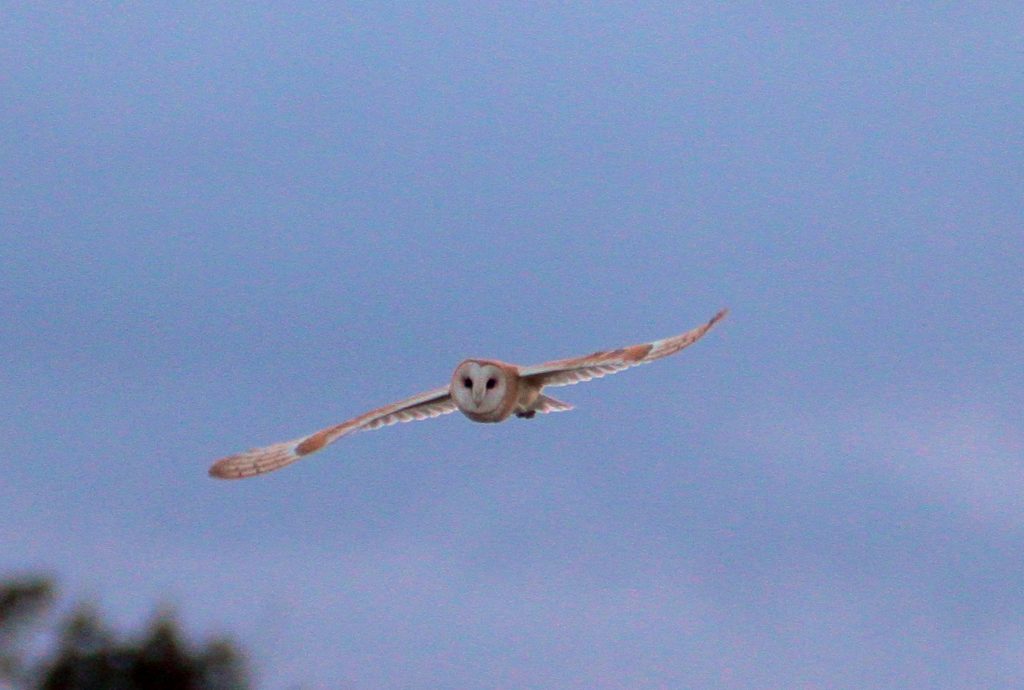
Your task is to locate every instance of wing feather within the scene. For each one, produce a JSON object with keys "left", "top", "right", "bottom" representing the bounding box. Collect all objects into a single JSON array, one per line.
[
  {"left": 208, "top": 385, "right": 456, "bottom": 479},
  {"left": 520, "top": 309, "right": 727, "bottom": 388}
]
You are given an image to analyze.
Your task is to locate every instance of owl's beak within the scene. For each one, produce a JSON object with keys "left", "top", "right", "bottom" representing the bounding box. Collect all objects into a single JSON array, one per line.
[{"left": 471, "top": 387, "right": 485, "bottom": 405}]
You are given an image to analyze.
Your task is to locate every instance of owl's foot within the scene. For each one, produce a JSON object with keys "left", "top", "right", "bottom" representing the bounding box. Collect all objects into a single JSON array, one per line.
[{"left": 515, "top": 410, "right": 537, "bottom": 419}]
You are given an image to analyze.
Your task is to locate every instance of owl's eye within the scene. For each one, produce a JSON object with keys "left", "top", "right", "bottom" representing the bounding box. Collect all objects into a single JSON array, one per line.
[
  {"left": 485, "top": 378, "right": 496, "bottom": 389},
  {"left": 463, "top": 377, "right": 473, "bottom": 388}
]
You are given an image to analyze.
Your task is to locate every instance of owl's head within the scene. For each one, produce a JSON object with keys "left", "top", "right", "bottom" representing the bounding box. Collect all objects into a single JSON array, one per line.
[{"left": 451, "top": 360, "right": 511, "bottom": 417}]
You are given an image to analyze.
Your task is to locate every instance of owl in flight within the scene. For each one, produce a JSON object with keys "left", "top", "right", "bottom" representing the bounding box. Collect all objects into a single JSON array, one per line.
[{"left": 209, "top": 309, "right": 727, "bottom": 479}]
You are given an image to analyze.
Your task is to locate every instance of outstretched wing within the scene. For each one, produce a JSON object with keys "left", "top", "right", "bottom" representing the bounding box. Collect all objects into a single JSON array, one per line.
[
  {"left": 519, "top": 309, "right": 727, "bottom": 388},
  {"left": 208, "top": 385, "right": 456, "bottom": 479}
]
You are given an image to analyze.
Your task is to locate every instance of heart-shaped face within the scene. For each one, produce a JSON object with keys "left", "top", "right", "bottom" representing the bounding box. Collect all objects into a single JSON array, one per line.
[{"left": 450, "top": 360, "right": 512, "bottom": 420}]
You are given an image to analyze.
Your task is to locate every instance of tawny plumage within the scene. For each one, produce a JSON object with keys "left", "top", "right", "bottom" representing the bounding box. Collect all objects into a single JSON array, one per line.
[{"left": 208, "top": 309, "right": 727, "bottom": 479}]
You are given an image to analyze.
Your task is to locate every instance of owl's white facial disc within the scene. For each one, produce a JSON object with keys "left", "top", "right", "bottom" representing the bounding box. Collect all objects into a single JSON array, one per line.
[{"left": 451, "top": 361, "right": 508, "bottom": 415}]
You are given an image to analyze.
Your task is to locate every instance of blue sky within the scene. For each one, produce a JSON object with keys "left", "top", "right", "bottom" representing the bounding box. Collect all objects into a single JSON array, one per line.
[{"left": 2, "top": 3, "right": 1022, "bottom": 688}]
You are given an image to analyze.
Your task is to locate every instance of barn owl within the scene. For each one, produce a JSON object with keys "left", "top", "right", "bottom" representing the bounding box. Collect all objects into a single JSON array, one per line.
[{"left": 209, "top": 309, "right": 727, "bottom": 479}]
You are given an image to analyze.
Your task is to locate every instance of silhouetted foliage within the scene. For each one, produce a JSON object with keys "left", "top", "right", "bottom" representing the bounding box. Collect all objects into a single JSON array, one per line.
[
  {"left": 0, "top": 576, "right": 55, "bottom": 686},
  {"left": 0, "top": 577, "right": 248, "bottom": 690}
]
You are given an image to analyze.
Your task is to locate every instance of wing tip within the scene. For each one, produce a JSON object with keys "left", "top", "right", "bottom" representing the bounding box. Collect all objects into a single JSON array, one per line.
[
  {"left": 207, "top": 441, "right": 301, "bottom": 480},
  {"left": 207, "top": 455, "right": 248, "bottom": 480},
  {"left": 688, "top": 307, "right": 729, "bottom": 345}
]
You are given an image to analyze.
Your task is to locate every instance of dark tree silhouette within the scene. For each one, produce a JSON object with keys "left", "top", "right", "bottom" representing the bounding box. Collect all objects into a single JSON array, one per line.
[
  {"left": 0, "top": 577, "right": 248, "bottom": 690},
  {"left": 0, "top": 576, "right": 55, "bottom": 686}
]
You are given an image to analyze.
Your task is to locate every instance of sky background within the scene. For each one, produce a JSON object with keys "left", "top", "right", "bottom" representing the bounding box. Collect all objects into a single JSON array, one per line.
[{"left": 2, "top": 3, "right": 1022, "bottom": 688}]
